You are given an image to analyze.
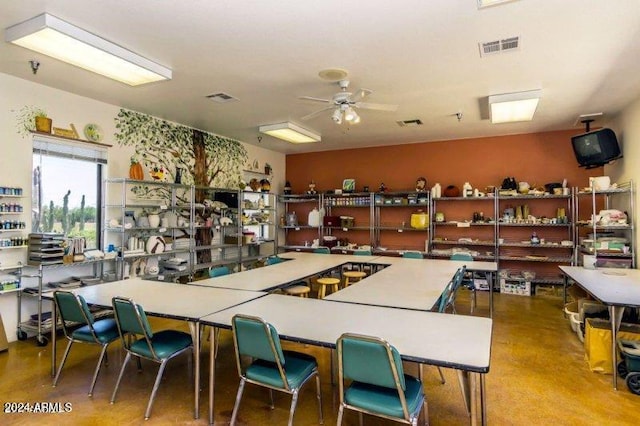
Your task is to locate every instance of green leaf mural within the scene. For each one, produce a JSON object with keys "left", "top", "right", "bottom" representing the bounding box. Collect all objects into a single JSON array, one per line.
[
  {"left": 114, "top": 109, "right": 247, "bottom": 194},
  {"left": 114, "top": 109, "right": 248, "bottom": 271}
]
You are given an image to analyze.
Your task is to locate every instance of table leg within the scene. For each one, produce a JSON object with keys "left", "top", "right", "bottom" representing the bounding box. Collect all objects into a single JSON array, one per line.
[
  {"left": 209, "top": 326, "right": 217, "bottom": 425},
  {"left": 562, "top": 274, "right": 568, "bottom": 305},
  {"left": 194, "top": 321, "right": 200, "bottom": 419},
  {"left": 51, "top": 303, "right": 57, "bottom": 377},
  {"left": 610, "top": 305, "right": 625, "bottom": 390},
  {"left": 487, "top": 271, "right": 494, "bottom": 318},
  {"left": 480, "top": 373, "right": 486, "bottom": 426},
  {"left": 470, "top": 373, "right": 477, "bottom": 426},
  {"left": 456, "top": 370, "right": 471, "bottom": 416}
]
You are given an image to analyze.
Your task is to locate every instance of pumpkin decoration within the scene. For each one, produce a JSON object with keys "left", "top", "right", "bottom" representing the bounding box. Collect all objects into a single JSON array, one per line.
[{"left": 129, "top": 158, "right": 144, "bottom": 180}]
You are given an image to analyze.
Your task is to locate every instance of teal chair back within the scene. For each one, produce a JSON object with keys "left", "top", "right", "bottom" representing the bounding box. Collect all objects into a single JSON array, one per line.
[
  {"left": 437, "top": 266, "right": 466, "bottom": 313},
  {"left": 450, "top": 252, "right": 474, "bottom": 262},
  {"left": 209, "top": 265, "right": 230, "bottom": 278},
  {"left": 337, "top": 333, "right": 425, "bottom": 423},
  {"left": 266, "top": 256, "right": 284, "bottom": 266},
  {"left": 339, "top": 333, "right": 405, "bottom": 390},
  {"left": 402, "top": 251, "right": 423, "bottom": 259},
  {"left": 112, "top": 297, "right": 155, "bottom": 353},
  {"left": 313, "top": 247, "right": 331, "bottom": 254},
  {"left": 232, "top": 314, "right": 285, "bottom": 364},
  {"left": 54, "top": 291, "right": 94, "bottom": 327},
  {"left": 353, "top": 249, "right": 372, "bottom": 256}
]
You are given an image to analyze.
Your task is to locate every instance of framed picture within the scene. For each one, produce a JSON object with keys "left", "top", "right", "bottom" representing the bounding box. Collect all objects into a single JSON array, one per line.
[{"left": 342, "top": 178, "right": 355, "bottom": 193}]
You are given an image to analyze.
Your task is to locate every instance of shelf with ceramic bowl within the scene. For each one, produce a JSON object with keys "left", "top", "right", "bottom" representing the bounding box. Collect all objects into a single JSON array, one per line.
[
  {"left": 433, "top": 239, "right": 495, "bottom": 246},
  {"left": 498, "top": 254, "right": 572, "bottom": 263}
]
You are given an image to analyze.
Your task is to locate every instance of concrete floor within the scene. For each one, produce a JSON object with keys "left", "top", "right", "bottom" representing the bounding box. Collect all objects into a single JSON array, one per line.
[{"left": 0, "top": 290, "right": 639, "bottom": 425}]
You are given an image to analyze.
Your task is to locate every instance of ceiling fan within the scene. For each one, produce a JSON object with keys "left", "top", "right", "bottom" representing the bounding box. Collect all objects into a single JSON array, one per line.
[{"left": 299, "top": 80, "right": 398, "bottom": 124}]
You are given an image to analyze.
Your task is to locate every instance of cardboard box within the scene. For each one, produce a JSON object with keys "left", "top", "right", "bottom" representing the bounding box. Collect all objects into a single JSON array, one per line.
[{"left": 500, "top": 278, "right": 531, "bottom": 296}]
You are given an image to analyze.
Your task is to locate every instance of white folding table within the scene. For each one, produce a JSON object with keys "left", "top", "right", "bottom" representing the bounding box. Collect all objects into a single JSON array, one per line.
[
  {"left": 201, "top": 294, "right": 493, "bottom": 425},
  {"left": 326, "top": 258, "right": 498, "bottom": 315},
  {"left": 48, "top": 278, "right": 266, "bottom": 419},
  {"left": 560, "top": 266, "right": 640, "bottom": 389},
  {"left": 191, "top": 251, "right": 380, "bottom": 291}
]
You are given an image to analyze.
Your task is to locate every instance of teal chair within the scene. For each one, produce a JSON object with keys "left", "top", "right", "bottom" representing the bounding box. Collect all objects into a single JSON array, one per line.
[
  {"left": 52, "top": 290, "right": 119, "bottom": 396},
  {"left": 110, "top": 297, "right": 193, "bottom": 420},
  {"left": 450, "top": 252, "right": 477, "bottom": 313},
  {"left": 437, "top": 266, "right": 467, "bottom": 314},
  {"left": 337, "top": 333, "right": 427, "bottom": 426},
  {"left": 313, "top": 247, "right": 331, "bottom": 254},
  {"left": 266, "top": 256, "right": 284, "bottom": 265},
  {"left": 230, "top": 314, "right": 323, "bottom": 426},
  {"left": 353, "top": 249, "right": 372, "bottom": 256},
  {"left": 209, "top": 265, "right": 230, "bottom": 278},
  {"left": 402, "top": 251, "right": 423, "bottom": 259}
]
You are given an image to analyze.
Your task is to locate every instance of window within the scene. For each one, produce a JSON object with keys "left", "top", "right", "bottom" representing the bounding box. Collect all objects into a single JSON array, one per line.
[{"left": 32, "top": 135, "right": 107, "bottom": 249}]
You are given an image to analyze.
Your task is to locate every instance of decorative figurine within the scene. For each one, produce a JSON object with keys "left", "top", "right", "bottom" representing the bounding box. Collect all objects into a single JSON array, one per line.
[
  {"left": 284, "top": 181, "right": 292, "bottom": 195},
  {"left": 379, "top": 182, "right": 387, "bottom": 193},
  {"left": 415, "top": 177, "right": 427, "bottom": 192},
  {"left": 307, "top": 180, "right": 317, "bottom": 195}
]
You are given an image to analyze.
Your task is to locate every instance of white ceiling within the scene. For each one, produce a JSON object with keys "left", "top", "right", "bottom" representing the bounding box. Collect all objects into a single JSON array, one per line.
[{"left": 2, "top": 0, "right": 640, "bottom": 154}]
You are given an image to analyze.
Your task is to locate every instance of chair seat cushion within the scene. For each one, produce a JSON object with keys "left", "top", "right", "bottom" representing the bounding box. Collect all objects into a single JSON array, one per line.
[
  {"left": 71, "top": 318, "right": 119, "bottom": 344},
  {"left": 345, "top": 374, "right": 424, "bottom": 419},
  {"left": 130, "top": 330, "right": 192, "bottom": 359},
  {"left": 246, "top": 350, "right": 317, "bottom": 390}
]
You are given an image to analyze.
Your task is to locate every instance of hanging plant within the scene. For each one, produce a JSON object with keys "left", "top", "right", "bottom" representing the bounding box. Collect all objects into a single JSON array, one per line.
[{"left": 15, "top": 105, "right": 48, "bottom": 138}]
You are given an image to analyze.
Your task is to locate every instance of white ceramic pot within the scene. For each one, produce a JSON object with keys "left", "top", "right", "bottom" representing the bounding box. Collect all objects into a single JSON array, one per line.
[
  {"left": 148, "top": 214, "right": 160, "bottom": 228},
  {"left": 590, "top": 176, "right": 611, "bottom": 190}
]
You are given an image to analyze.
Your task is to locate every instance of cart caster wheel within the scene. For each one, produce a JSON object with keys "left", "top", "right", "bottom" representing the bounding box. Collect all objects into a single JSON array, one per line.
[
  {"left": 618, "top": 361, "right": 629, "bottom": 379},
  {"left": 36, "top": 335, "right": 48, "bottom": 347},
  {"left": 626, "top": 372, "right": 640, "bottom": 395},
  {"left": 16, "top": 330, "right": 27, "bottom": 341}
]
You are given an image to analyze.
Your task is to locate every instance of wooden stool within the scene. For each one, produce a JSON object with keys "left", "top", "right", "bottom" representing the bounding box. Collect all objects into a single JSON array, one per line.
[
  {"left": 343, "top": 271, "right": 367, "bottom": 288},
  {"left": 283, "top": 285, "right": 311, "bottom": 298},
  {"left": 316, "top": 277, "right": 340, "bottom": 299}
]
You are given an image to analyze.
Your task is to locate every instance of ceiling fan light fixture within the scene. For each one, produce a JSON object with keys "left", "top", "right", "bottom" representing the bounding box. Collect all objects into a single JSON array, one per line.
[
  {"left": 344, "top": 106, "right": 357, "bottom": 122},
  {"left": 332, "top": 108, "right": 343, "bottom": 124},
  {"left": 351, "top": 113, "right": 361, "bottom": 124},
  {"left": 258, "top": 122, "right": 321, "bottom": 144},
  {"left": 488, "top": 89, "right": 541, "bottom": 123},
  {"left": 5, "top": 13, "right": 171, "bottom": 86}
]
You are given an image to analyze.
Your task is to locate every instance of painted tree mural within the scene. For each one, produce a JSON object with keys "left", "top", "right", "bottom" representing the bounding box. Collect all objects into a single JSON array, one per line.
[
  {"left": 114, "top": 109, "right": 248, "bottom": 268},
  {"left": 114, "top": 109, "right": 247, "bottom": 192}
]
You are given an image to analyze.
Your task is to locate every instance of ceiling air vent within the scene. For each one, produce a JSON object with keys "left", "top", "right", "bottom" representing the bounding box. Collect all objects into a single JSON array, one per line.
[
  {"left": 206, "top": 92, "right": 238, "bottom": 103},
  {"left": 479, "top": 36, "right": 520, "bottom": 57},
  {"left": 396, "top": 119, "right": 423, "bottom": 127}
]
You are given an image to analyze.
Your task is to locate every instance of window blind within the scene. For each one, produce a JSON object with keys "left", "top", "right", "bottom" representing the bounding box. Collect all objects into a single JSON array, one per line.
[{"left": 32, "top": 134, "right": 108, "bottom": 164}]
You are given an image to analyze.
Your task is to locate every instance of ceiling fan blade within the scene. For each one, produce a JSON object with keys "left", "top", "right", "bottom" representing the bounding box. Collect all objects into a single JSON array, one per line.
[
  {"left": 350, "top": 88, "right": 373, "bottom": 102},
  {"left": 301, "top": 106, "right": 335, "bottom": 121},
  {"left": 355, "top": 102, "right": 399, "bottom": 112},
  {"left": 299, "top": 96, "right": 333, "bottom": 104}
]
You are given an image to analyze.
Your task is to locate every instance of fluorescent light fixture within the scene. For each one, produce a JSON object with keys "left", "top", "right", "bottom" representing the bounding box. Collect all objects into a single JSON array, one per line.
[
  {"left": 488, "top": 90, "right": 541, "bottom": 124},
  {"left": 5, "top": 13, "right": 171, "bottom": 86},
  {"left": 478, "top": 0, "right": 518, "bottom": 8},
  {"left": 259, "top": 122, "right": 321, "bottom": 144}
]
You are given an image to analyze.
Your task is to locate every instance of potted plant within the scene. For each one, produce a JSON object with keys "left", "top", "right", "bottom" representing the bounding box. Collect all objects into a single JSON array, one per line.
[{"left": 15, "top": 105, "right": 52, "bottom": 137}]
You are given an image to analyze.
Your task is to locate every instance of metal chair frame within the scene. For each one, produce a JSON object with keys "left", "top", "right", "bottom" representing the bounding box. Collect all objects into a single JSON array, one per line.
[
  {"left": 110, "top": 296, "right": 193, "bottom": 420},
  {"left": 230, "top": 313, "right": 323, "bottom": 426},
  {"left": 52, "top": 290, "right": 119, "bottom": 396},
  {"left": 337, "top": 333, "right": 427, "bottom": 426}
]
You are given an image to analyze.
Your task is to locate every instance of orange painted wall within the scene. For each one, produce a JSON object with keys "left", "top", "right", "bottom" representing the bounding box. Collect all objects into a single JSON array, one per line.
[
  {"left": 284, "top": 130, "right": 603, "bottom": 278},
  {"left": 285, "top": 130, "right": 601, "bottom": 194}
]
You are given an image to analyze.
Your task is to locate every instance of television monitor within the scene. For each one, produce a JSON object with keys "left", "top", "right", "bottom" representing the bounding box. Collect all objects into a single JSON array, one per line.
[{"left": 571, "top": 128, "right": 621, "bottom": 169}]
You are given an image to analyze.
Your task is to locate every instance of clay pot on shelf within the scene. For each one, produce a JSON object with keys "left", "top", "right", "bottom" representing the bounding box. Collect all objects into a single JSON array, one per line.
[{"left": 35, "top": 116, "right": 52, "bottom": 133}]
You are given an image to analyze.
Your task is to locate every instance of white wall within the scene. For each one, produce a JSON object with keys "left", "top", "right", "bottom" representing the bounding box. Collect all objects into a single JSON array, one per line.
[
  {"left": 606, "top": 96, "right": 640, "bottom": 266},
  {"left": 0, "top": 72, "right": 285, "bottom": 342}
]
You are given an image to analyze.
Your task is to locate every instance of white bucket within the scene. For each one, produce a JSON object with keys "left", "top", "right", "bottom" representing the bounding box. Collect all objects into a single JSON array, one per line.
[{"left": 583, "top": 254, "right": 597, "bottom": 269}]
